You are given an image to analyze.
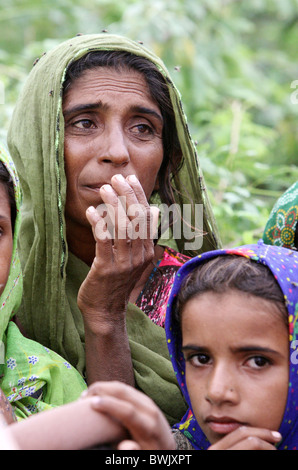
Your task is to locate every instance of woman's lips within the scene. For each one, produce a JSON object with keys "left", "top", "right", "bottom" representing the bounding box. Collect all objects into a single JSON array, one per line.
[
  {"left": 206, "top": 417, "right": 244, "bottom": 435},
  {"left": 84, "top": 184, "right": 104, "bottom": 192}
]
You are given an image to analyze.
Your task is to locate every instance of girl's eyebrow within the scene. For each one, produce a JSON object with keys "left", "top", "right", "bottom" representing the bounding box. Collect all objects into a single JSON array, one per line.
[
  {"left": 181, "top": 345, "right": 207, "bottom": 353},
  {"left": 231, "top": 345, "right": 283, "bottom": 356},
  {"left": 181, "top": 344, "right": 283, "bottom": 357}
]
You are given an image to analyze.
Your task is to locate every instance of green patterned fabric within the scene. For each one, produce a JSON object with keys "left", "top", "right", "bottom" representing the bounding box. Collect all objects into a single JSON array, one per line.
[
  {"left": 7, "top": 34, "right": 221, "bottom": 424},
  {"left": 0, "top": 144, "right": 86, "bottom": 421},
  {"left": 263, "top": 182, "right": 298, "bottom": 249}
]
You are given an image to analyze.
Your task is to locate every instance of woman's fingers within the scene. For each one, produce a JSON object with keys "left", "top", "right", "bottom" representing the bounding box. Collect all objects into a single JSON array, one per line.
[
  {"left": 86, "top": 205, "right": 112, "bottom": 240},
  {"left": 100, "top": 174, "right": 154, "bottom": 242},
  {"left": 111, "top": 174, "right": 148, "bottom": 209},
  {"left": 80, "top": 175, "right": 156, "bottom": 315},
  {"left": 92, "top": 174, "right": 155, "bottom": 266}
]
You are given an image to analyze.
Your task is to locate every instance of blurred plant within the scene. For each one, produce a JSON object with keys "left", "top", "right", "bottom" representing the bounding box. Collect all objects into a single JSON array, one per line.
[{"left": 0, "top": 0, "right": 297, "bottom": 246}]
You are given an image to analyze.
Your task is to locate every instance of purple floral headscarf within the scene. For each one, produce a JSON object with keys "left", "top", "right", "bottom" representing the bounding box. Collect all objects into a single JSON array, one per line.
[{"left": 165, "top": 240, "right": 298, "bottom": 449}]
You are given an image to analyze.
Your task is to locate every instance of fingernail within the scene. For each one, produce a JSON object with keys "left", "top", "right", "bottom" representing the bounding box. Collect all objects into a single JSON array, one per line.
[
  {"left": 101, "top": 184, "right": 113, "bottom": 192},
  {"left": 127, "top": 174, "right": 138, "bottom": 183},
  {"left": 86, "top": 206, "right": 100, "bottom": 222},
  {"left": 272, "top": 431, "right": 282, "bottom": 440},
  {"left": 113, "top": 174, "right": 125, "bottom": 182},
  {"left": 90, "top": 396, "right": 102, "bottom": 406}
]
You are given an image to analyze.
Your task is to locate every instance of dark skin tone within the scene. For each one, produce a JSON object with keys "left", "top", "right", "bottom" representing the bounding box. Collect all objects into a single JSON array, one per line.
[{"left": 63, "top": 67, "right": 165, "bottom": 386}]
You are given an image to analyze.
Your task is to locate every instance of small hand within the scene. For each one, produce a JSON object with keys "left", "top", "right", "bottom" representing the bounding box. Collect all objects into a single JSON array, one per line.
[
  {"left": 207, "top": 426, "right": 282, "bottom": 450},
  {"left": 81, "top": 381, "right": 176, "bottom": 451}
]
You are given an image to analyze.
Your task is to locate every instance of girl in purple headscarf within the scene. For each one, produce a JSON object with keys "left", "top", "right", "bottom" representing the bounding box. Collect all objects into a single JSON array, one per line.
[
  {"left": 165, "top": 240, "right": 298, "bottom": 450},
  {"left": 81, "top": 240, "right": 298, "bottom": 450}
]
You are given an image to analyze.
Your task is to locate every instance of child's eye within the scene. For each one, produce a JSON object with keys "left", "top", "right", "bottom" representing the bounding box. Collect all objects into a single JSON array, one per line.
[
  {"left": 187, "top": 353, "right": 211, "bottom": 367},
  {"left": 246, "top": 356, "right": 270, "bottom": 369}
]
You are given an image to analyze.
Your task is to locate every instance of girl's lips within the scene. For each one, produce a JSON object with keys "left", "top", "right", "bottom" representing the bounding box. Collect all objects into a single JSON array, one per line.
[{"left": 206, "top": 417, "right": 244, "bottom": 435}]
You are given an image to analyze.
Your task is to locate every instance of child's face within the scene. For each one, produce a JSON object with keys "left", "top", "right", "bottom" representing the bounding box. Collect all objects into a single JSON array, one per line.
[
  {"left": 181, "top": 289, "right": 289, "bottom": 445},
  {"left": 0, "top": 184, "right": 13, "bottom": 297}
]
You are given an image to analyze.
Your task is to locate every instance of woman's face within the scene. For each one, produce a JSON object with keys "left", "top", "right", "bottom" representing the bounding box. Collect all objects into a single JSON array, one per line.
[
  {"left": 181, "top": 290, "right": 289, "bottom": 445},
  {"left": 63, "top": 67, "right": 164, "bottom": 235}
]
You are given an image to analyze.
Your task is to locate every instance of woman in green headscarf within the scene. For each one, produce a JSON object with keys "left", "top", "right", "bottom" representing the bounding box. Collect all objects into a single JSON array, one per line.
[
  {"left": 7, "top": 34, "right": 221, "bottom": 425},
  {"left": 0, "top": 143, "right": 86, "bottom": 421}
]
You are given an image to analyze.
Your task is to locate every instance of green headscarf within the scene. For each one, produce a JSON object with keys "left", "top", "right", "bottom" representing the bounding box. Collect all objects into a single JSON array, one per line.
[
  {"left": 263, "top": 182, "right": 298, "bottom": 249},
  {"left": 0, "top": 144, "right": 86, "bottom": 421},
  {"left": 7, "top": 34, "right": 221, "bottom": 424}
]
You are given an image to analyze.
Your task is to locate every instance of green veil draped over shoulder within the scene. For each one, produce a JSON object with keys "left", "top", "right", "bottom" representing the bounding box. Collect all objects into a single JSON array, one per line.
[
  {"left": 0, "top": 144, "right": 86, "bottom": 420},
  {"left": 7, "top": 34, "right": 221, "bottom": 424}
]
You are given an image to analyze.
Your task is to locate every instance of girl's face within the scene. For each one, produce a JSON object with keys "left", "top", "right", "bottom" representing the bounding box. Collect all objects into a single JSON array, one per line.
[
  {"left": 0, "top": 184, "right": 13, "bottom": 297},
  {"left": 181, "top": 289, "right": 289, "bottom": 445}
]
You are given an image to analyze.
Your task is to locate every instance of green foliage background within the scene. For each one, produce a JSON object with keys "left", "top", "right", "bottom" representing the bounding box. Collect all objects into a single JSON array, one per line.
[{"left": 0, "top": 0, "right": 297, "bottom": 247}]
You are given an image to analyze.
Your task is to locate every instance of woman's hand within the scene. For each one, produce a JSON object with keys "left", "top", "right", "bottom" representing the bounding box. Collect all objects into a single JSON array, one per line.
[
  {"left": 77, "top": 174, "right": 157, "bottom": 325},
  {"left": 77, "top": 175, "right": 159, "bottom": 386},
  {"left": 207, "top": 426, "right": 282, "bottom": 450},
  {"left": 82, "top": 381, "right": 176, "bottom": 451}
]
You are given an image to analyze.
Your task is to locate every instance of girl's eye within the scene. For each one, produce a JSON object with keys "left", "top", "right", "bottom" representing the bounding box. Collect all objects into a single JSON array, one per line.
[
  {"left": 246, "top": 356, "right": 270, "bottom": 369},
  {"left": 188, "top": 353, "right": 211, "bottom": 367}
]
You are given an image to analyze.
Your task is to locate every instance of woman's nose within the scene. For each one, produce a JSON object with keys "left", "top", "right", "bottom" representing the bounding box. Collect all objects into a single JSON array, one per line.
[
  {"left": 205, "top": 364, "right": 239, "bottom": 406},
  {"left": 97, "top": 126, "right": 130, "bottom": 167}
]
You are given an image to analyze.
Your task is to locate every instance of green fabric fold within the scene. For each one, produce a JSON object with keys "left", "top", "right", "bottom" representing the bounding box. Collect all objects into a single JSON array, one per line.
[{"left": 0, "top": 143, "right": 86, "bottom": 421}]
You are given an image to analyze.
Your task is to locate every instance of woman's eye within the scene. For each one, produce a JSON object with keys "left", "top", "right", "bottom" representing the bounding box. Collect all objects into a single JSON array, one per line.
[
  {"left": 72, "top": 119, "right": 95, "bottom": 129},
  {"left": 132, "top": 124, "right": 154, "bottom": 135},
  {"left": 247, "top": 356, "right": 270, "bottom": 369}
]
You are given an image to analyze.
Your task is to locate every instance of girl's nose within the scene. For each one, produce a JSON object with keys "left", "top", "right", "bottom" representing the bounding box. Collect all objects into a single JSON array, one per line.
[{"left": 205, "top": 364, "right": 240, "bottom": 406}]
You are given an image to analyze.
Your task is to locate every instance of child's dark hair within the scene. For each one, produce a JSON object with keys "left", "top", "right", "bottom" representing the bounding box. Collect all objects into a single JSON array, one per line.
[
  {"left": 0, "top": 162, "right": 16, "bottom": 233},
  {"left": 174, "top": 255, "right": 288, "bottom": 328}
]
